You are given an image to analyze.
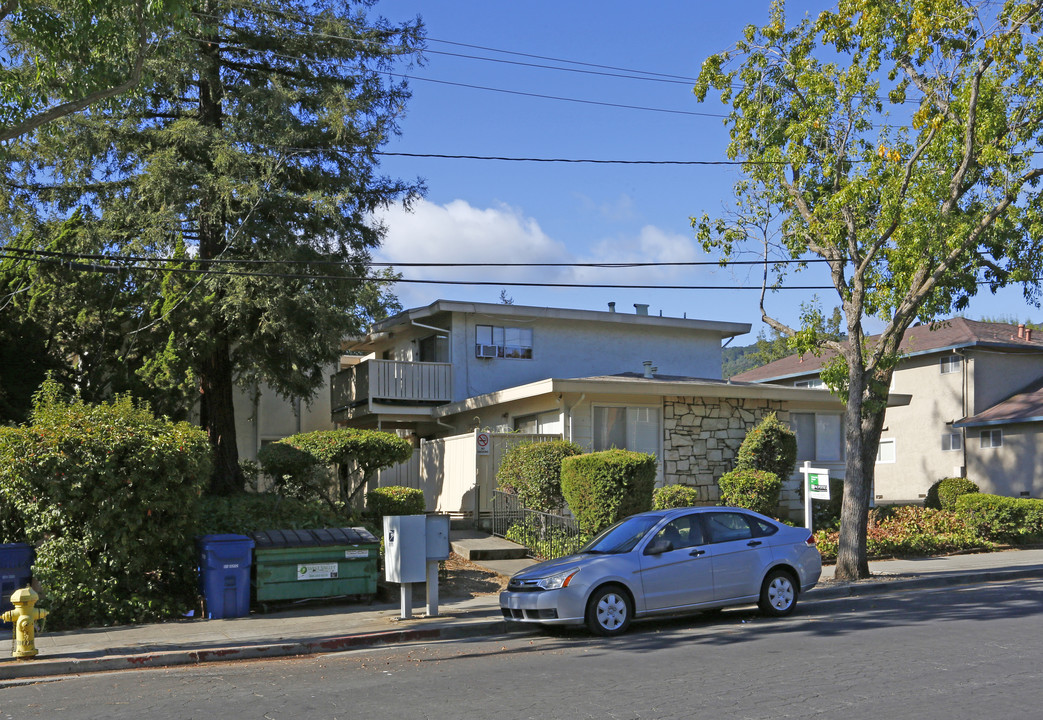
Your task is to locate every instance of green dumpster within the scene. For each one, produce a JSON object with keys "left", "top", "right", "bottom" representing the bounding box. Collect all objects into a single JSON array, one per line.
[{"left": 248, "top": 527, "right": 379, "bottom": 604}]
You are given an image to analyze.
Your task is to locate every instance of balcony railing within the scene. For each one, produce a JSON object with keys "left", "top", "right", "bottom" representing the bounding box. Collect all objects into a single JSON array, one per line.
[{"left": 332, "top": 359, "right": 452, "bottom": 412}]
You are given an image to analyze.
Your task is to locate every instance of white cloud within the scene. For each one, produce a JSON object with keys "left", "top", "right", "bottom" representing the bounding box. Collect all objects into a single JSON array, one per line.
[{"left": 373, "top": 199, "right": 574, "bottom": 307}]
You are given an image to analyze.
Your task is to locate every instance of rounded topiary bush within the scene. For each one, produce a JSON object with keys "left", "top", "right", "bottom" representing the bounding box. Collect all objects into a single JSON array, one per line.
[
  {"left": 496, "top": 439, "right": 582, "bottom": 512},
  {"left": 925, "top": 477, "right": 979, "bottom": 510},
  {"left": 561, "top": 449, "right": 657, "bottom": 535},
  {"left": 652, "top": 484, "right": 703, "bottom": 510},
  {"left": 366, "top": 485, "right": 425, "bottom": 520},
  {"left": 735, "top": 412, "right": 797, "bottom": 481},
  {"left": 717, "top": 468, "right": 782, "bottom": 516}
]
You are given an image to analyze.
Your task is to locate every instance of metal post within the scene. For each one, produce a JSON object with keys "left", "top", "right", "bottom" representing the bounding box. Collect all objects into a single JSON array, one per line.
[
  {"left": 399, "top": 583, "right": 412, "bottom": 619},
  {"left": 802, "top": 461, "right": 814, "bottom": 531},
  {"left": 426, "top": 560, "right": 440, "bottom": 617}
]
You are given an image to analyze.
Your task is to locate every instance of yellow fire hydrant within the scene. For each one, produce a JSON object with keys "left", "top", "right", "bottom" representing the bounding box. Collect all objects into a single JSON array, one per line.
[{"left": 1, "top": 587, "right": 47, "bottom": 659}]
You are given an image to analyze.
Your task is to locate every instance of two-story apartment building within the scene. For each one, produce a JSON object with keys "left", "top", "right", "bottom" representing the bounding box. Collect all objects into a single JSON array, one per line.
[
  {"left": 733, "top": 318, "right": 1043, "bottom": 502},
  {"left": 333, "top": 300, "right": 845, "bottom": 511}
]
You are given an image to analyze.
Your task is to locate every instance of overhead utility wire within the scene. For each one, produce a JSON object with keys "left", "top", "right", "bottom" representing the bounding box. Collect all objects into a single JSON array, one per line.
[
  {"left": 1, "top": 246, "right": 830, "bottom": 268},
  {"left": 2, "top": 252, "right": 1012, "bottom": 292}
]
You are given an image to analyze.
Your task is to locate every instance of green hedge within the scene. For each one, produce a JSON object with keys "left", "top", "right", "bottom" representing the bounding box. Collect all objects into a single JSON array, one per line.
[
  {"left": 955, "top": 493, "right": 1043, "bottom": 543},
  {"left": 814, "top": 505, "right": 989, "bottom": 561},
  {"left": 718, "top": 468, "right": 782, "bottom": 516},
  {"left": 925, "top": 477, "right": 979, "bottom": 510},
  {"left": 0, "top": 381, "right": 211, "bottom": 630},
  {"left": 366, "top": 486, "right": 425, "bottom": 521},
  {"left": 652, "top": 484, "right": 702, "bottom": 510},
  {"left": 496, "top": 439, "right": 582, "bottom": 512},
  {"left": 734, "top": 411, "right": 797, "bottom": 481},
  {"left": 560, "top": 450, "right": 656, "bottom": 535},
  {"left": 198, "top": 493, "right": 355, "bottom": 535}
]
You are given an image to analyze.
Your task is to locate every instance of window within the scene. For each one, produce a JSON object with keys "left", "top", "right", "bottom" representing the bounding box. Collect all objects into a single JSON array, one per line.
[
  {"left": 593, "top": 406, "right": 659, "bottom": 458},
  {"left": 876, "top": 439, "right": 896, "bottom": 463},
  {"left": 475, "top": 324, "right": 533, "bottom": 359},
  {"left": 942, "top": 432, "right": 962, "bottom": 452},
  {"left": 649, "top": 514, "right": 706, "bottom": 552},
  {"left": 418, "top": 334, "right": 449, "bottom": 363},
  {"left": 980, "top": 429, "right": 1002, "bottom": 448},
  {"left": 794, "top": 378, "right": 825, "bottom": 389},
  {"left": 791, "top": 413, "right": 844, "bottom": 463},
  {"left": 940, "top": 355, "right": 962, "bottom": 374},
  {"left": 514, "top": 411, "right": 562, "bottom": 435}
]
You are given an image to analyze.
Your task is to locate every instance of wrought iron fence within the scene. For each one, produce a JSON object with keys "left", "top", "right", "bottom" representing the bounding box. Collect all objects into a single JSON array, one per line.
[{"left": 492, "top": 490, "right": 586, "bottom": 560}]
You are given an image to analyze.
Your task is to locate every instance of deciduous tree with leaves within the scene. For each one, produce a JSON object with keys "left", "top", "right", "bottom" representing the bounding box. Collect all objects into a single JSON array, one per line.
[{"left": 694, "top": 0, "right": 1043, "bottom": 579}]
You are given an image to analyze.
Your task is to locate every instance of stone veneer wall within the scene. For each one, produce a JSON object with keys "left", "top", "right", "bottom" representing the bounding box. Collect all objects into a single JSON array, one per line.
[{"left": 663, "top": 396, "right": 799, "bottom": 511}]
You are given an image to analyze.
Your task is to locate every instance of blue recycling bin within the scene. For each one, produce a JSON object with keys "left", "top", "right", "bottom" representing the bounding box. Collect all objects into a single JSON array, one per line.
[
  {"left": 197, "top": 534, "right": 254, "bottom": 619},
  {"left": 0, "top": 543, "right": 34, "bottom": 627}
]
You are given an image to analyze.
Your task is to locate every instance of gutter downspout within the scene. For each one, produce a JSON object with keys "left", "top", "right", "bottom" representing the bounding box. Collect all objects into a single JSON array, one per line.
[{"left": 956, "top": 348, "right": 968, "bottom": 477}]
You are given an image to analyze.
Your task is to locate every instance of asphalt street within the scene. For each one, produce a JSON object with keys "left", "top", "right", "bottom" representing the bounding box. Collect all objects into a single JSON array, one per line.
[{"left": 3, "top": 577, "right": 1042, "bottom": 720}]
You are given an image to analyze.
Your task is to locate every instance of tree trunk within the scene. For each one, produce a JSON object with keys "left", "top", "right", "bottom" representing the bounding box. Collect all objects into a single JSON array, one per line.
[
  {"left": 199, "top": 333, "right": 243, "bottom": 495},
  {"left": 195, "top": 5, "right": 243, "bottom": 495}
]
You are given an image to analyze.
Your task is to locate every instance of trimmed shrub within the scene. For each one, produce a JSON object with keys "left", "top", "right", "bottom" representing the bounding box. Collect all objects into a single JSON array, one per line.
[
  {"left": 560, "top": 450, "right": 656, "bottom": 535},
  {"left": 496, "top": 439, "right": 582, "bottom": 512},
  {"left": 366, "top": 486, "right": 426, "bottom": 521},
  {"left": 955, "top": 493, "right": 1043, "bottom": 543},
  {"left": 652, "top": 484, "right": 703, "bottom": 510},
  {"left": 258, "top": 429, "right": 413, "bottom": 507},
  {"left": 0, "top": 381, "right": 210, "bottom": 630},
  {"left": 718, "top": 468, "right": 782, "bottom": 516},
  {"left": 734, "top": 412, "right": 797, "bottom": 481},
  {"left": 813, "top": 505, "right": 989, "bottom": 561},
  {"left": 925, "top": 477, "right": 979, "bottom": 510},
  {"left": 198, "top": 493, "right": 354, "bottom": 535}
]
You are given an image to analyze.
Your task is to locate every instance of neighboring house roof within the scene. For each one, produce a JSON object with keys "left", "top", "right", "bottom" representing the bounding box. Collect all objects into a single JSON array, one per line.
[
  {"left": 954, "top": 376, "right": 1043, "bottom": 428},
  {"left": 347, "top": 299, "right": 751, "bottom": 352},
  {"left": 732, "top": 317, "right": 1043, "bottom": 383},
  {"left": 432, "top": 372, "right": 842, "bottom": 418}
]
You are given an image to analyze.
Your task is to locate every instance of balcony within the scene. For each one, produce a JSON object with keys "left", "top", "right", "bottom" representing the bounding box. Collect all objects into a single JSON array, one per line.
[{"left": 332, "top": 359, "right": 452, "bottom": 421}]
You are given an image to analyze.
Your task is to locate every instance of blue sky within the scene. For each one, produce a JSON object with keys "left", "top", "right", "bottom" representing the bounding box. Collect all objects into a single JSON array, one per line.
[{"left": 369, "top": 1, "right": 1039, "bottom": 342}]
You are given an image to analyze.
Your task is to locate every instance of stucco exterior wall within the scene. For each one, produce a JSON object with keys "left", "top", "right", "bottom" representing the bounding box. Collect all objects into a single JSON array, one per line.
[
  {"left": 964, "top": 422, "right": 1043, "bottom": 497},
  {"left": 233, "top": 367, "right": 337, "bottom": 462},
  {"left": 873, "top": 353, "right": 967, "bottom": 502},
  {"left": 970, "top": 350, "right": 1043, "bottom": 412}
]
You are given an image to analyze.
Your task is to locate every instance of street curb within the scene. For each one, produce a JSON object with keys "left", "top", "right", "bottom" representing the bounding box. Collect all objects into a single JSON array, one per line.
[
  {"left": 3, "top": 566, "right": 1042, "bottom": 682},
  {"left": 0, "top": 619, "right": 525, "bottom": 682}
]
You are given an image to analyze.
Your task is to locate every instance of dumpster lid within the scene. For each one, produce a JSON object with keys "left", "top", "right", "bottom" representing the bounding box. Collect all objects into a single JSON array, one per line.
[{"left": 248, "top": 527, "right": 378, "bottom": 548}]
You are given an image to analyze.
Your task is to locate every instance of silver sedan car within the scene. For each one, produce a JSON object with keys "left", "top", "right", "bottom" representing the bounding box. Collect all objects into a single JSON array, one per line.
[{"left": 499, "top": 506, "right": 821, "bottom": 636}]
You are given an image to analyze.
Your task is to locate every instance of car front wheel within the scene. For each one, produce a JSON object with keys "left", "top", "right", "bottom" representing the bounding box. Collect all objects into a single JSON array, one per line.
[
  {"left": 758, "top": 569, "right": 798, "bottom": 617},
  {"left": 586, "top": 584, "right": 632, "bottom": 636}
]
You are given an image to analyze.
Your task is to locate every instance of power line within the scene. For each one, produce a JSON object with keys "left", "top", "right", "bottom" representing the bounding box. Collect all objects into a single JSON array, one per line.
[{"left": 375, "top": 151, "right": 758, "bottom": 164}]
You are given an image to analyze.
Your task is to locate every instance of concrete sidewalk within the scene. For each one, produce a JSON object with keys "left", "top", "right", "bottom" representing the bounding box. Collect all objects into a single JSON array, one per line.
[{"left": 4, "top": 546, "right": 1043, "bottom": 682}]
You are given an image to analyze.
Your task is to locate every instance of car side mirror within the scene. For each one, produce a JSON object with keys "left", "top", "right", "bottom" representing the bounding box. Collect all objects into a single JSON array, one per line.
[{"left": 645, "top": 539, "right": 672, "bottom": 555}]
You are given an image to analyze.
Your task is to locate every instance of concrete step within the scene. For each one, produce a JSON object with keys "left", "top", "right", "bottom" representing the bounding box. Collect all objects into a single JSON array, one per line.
[{"left": 450, "top": 530, "right": 529, "bottom": 561}]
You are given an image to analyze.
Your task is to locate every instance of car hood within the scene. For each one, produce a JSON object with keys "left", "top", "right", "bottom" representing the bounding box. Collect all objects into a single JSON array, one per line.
[{"left": 511, "top": 553, "right": 592, "bottom": 580}]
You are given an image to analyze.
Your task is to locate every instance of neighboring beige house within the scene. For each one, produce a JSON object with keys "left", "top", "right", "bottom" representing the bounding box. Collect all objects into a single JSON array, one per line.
[
  {"left": 333, "top": 300, "right": 845, "bottom": 517},
  {"left": 732, "top": 318, "right": 1043, "bottom": 502}
]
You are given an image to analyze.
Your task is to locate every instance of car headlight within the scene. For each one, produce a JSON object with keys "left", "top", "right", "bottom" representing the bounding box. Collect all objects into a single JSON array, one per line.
[{"left": 535, "top": 568, "right": 579, "bottom": 590}]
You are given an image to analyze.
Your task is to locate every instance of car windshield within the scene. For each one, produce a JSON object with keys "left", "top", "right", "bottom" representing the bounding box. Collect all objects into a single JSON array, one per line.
[{"left": 580, "top": 515, "right": 663, "bottom": 554}]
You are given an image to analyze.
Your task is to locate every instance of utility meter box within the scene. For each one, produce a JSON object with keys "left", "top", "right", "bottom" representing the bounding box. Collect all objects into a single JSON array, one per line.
[
  {"left": 384, "top": 515, "right": 427, "bottom": 583},
  {"left": 425, "top": 514, "right": 451, "bottom": 561}
]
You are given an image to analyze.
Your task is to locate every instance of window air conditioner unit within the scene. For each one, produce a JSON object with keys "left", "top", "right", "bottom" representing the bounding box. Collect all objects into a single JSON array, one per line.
[{"left": 475, "top": 344, "right": 499, "bottom": 358}]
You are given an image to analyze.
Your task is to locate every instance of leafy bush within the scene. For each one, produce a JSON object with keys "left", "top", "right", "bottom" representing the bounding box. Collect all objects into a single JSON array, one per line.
[
  {"left": 0, "top": 381, "right": 210, "bottom": 630},
  {"left": 925, "top": 477, "right": 979, "bottom": 510},
  {"left": 560, "top": 450, "right": 656, "bottom": 535},
  {"left": 258, "top": 429, "right": 413, "bottom": 507},
  {"left": 811, "top": 478, "right": 845, "bottom": 530},
  {"left": 652, "top": 484, "right": 703, "bottom": 510},
  {"left": 366, "top": 486, "right": 426, "bottom": 521},
  {"left": 496, "top": 439, "right": 582, "bottom": 512},
  {"left": 504, "top": 518, "right": 587, "bottom": 560},
  {"left": 198, "top": 493, "right": 355, "bottom": 535},
  {"left": 734, "top": 412, "right": 797, "bottom": 480},
  {"left": 955, "top": 493, "right": 1043, "bottom": 543},
  {"left": 718, "top": 468, "right": 782, "bottom": 516},
  {"left": 814, "top": 506, "right": 990, "bottom": 561}
]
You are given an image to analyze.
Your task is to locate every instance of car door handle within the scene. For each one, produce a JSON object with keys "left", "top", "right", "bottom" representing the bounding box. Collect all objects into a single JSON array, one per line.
[
  {"left": 747, "top": 541, "right": 762, "bottom": 547},
  {"left": 689, "top": 549, "right": 706, "bottom": 557}
]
